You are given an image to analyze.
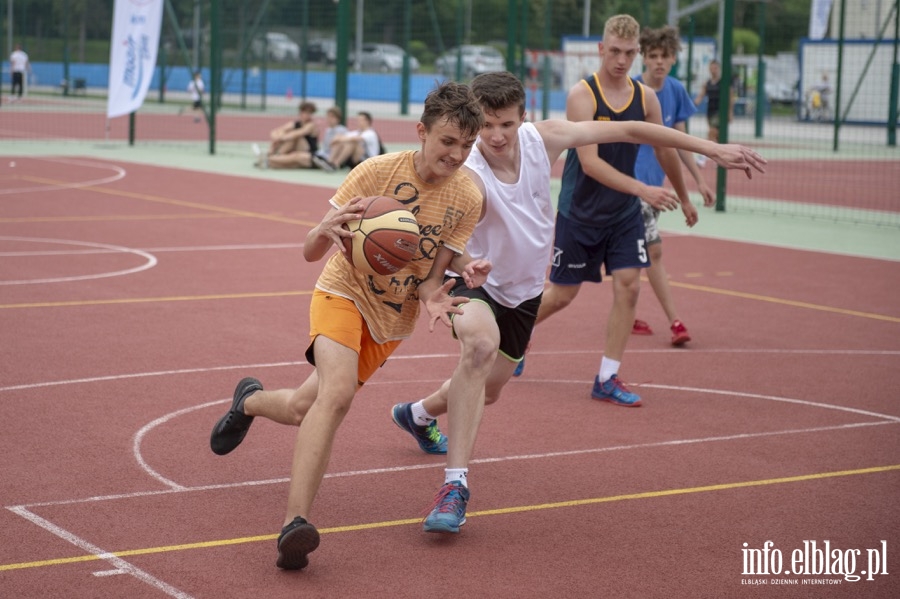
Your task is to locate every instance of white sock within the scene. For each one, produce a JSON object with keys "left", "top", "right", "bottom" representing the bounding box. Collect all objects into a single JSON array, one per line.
[
  {"left": 444, "top": 468, "right": 468, "bottom": 488},
  {"left": 410, "top": 400, "right": 435, "bottom": 426},
  {"left": 599, "top": 357, "right": 621, "bottom": 383}
]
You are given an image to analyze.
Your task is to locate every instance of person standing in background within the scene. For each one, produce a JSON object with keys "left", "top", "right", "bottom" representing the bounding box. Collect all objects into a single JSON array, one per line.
[
  {"left": 10, "top": 44, "right": 31, "bottom": 101},
  {"left": 632, "top": 25, "right": 714, "bottom": 345},
  {"left": 186, "top": 71, "right": 205, "bottom": 123},
  {"left": 694, "top": 59, "right": 734, "bottom": 166}
]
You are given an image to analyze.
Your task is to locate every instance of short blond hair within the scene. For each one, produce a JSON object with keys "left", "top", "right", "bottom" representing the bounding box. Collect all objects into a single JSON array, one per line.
[{"left": 604, "top": 14, "right": 640, "bottom": 40}]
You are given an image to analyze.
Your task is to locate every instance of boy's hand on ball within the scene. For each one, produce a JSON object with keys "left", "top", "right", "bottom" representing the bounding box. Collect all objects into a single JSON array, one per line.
[{"left": 329, "top": 197, "right": 364, "bottom": 253}]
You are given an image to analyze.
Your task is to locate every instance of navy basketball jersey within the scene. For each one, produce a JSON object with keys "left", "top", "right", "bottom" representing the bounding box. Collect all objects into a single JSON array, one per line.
[{"left": 557, "top": 74, "right": 647, "bottom": 226}]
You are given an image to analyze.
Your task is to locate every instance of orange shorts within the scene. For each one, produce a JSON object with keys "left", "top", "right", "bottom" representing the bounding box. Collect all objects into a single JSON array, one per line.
[{"left": 307, "top": 289, "right": 401, "bottom": 384}]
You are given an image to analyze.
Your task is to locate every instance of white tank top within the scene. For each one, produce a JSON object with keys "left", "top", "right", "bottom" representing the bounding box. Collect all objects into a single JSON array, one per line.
[{"left": 463, "top": 122, "right": 555, "bottom": 307}]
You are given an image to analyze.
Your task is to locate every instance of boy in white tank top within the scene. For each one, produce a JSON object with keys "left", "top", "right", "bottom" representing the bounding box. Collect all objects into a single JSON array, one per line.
[{"left": 391, "top": 71, "right": 766, "bottom": 534}]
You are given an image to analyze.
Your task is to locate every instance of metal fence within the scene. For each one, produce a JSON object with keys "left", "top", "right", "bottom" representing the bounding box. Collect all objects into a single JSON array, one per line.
[{"left": 2, "top": 0, "right": 899, "bottom": 226}]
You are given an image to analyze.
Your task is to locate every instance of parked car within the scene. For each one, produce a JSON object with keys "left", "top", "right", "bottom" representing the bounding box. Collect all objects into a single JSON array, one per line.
[
  {"left": 435, "top": 45, "right": 505, "bottom": 79},
  {"left": 306, "top": 38, "right": 337, "bottom": 64},
  {"left": 352, "top": 43, "right": 419, "bottom": 72},
  {"left": 251, "top": 32, "right": 300, "bottom": 62},
  {"left": 765, "top": 80, "right": 799, "bottom": 105}
]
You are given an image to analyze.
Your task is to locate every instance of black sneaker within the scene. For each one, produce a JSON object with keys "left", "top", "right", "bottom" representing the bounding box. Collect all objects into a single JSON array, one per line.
[
  {"left": 276, "top": 517, "right": 320, "bottom": 570},
  {"left": 210, "top": 377, "right": 262, "bottom": 455}
]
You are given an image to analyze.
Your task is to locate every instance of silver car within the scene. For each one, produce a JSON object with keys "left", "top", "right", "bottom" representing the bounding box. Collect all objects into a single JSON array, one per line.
[
  {"left": 354, "top": 43, "right": 420, "bottom": 72},
  {"left": 250, "top": 32, "right": 300, "bottom": 62},
  {"left": 436, "top": 45, "right": 505, "bottom": 79}
]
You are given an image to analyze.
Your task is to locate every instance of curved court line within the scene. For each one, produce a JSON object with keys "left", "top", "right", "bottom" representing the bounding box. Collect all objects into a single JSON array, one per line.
[
  {"left": 0, "top": 236, "right": 157, "bottom": 285},
  {"left": 639, "top": 383, "right": 900, "bottom": 422},
  {"left": 12, "top": 420, "right": 897, "bottom": 511},
  {"left": 0, "top": 157, "right": 125, "bottom": 196},
  {"left": 1, "top": 354, "right": 897, "bottom": 495},
  {"left": 133, "top": 399, "right": 231, "bottom": 490},
  {"left": 128, "top": 374, "right": 900, "bottom": 492}
]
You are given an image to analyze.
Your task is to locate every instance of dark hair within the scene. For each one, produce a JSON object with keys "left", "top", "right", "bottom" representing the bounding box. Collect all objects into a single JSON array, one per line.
[
  {"left": 639, "top": 25, "right": 681, "bottom": 56},
  {"left": 420, "top": 80, "right": 484, "bottom": 139},
  {"left": 326, "top": 106, "right": 343, "bottom": 121},
  {"left": 358, "top": 111, "right": 373, "bottom": 125},
  {"left": 471, "top": 71, "right": 525, "bottom": 117},
  {"left": 299, "top": 101, "right": 317, "bottom": 113}
]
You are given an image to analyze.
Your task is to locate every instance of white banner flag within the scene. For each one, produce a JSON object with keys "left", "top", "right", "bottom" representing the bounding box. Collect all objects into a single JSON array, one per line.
[
  {"left": 809, "top": 0, "right": 835, "bottom": 40},
  {"left": 107, "top": 0, "right": 164, "bottom": 119}
]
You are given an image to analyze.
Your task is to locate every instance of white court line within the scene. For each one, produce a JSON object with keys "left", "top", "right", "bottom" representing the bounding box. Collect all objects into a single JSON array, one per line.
[
  {"left": 6, "top": 357, "right": 898, "bottom": 505},
  {"left": 0, "top": 156, "right": 126, "bottom": 195},
  {"left": 0, "top": 243, "right": 305, "bottom": 257},
  {"left": 8, "top": 506, "right": 193, "bottom": 599},
  {"left": 12, "top": 419, "right": 899, "bottom": 510},
  {"left": 133, "top": 377, "right": 900, "bottom": 491},
  {"left": 5, "top": 353, "right": 899, "bottom": 598},
  {"left": 0, "top": 236, "right": 157, "bottom": 285}
]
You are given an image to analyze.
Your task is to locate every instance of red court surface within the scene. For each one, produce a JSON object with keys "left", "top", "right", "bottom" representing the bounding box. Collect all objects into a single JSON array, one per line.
[{"left": 1, "top": 156, "right": 899, "bottom": 598}]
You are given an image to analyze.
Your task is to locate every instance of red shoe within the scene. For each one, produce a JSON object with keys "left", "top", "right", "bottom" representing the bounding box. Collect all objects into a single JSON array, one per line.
[
  {"left": 632, "top": 319, "right": 653, "bottom": 335},
  {"left": 670, "top": 320, "right": 691, "bottom": 346}
]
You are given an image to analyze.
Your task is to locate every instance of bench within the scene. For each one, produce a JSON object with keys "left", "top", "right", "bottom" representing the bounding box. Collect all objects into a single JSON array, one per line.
[{"left": 60, "top": 78, "right": 87, "bottom": 96}]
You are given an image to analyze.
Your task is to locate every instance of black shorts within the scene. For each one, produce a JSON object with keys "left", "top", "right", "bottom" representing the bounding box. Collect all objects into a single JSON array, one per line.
[{"left": 447, "top": 276, "right": 541, "bottom": 361}]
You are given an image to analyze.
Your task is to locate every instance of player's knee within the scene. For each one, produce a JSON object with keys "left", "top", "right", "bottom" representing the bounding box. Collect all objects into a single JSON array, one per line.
[
  {"left": 615, "top": 278, "right": 641, "bottom": 304},
  {"left": 459, "top": 336, "right": 499, "bottom": 372}
]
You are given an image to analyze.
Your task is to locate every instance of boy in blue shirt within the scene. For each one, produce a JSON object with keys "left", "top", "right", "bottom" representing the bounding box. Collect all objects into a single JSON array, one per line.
[{"left": 632, "top": 25, "right": 714, "bottom": 345}]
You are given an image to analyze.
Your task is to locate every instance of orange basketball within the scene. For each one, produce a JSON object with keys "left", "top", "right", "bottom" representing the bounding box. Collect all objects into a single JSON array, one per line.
[{"left": 342, "top": 196, "right": 420, "bottom": 276}]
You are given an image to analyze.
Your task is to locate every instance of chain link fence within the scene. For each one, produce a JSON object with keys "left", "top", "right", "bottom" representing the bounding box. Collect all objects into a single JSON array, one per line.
[{"left": 2, "top": 0, "right": 898, "bottom": 226}]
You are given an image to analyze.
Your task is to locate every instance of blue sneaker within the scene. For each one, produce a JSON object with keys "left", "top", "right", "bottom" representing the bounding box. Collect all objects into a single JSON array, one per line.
[
  {"left": 512, "top": 357, "right": 525, "bottom": 377},
  {"left": 391, "top": 403, "right": 447, "bottom": 454},
  {"left": 423, "top": 481, "right": 469, "bottom": 533},
  {"left": 591, "top": 374, "right": 642, "bottom": 407}
]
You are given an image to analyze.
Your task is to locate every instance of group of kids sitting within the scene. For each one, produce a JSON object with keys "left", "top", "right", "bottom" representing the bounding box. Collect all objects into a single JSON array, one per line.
[{"left": 252, "top": 103, "right": 385, "bottom": 171}]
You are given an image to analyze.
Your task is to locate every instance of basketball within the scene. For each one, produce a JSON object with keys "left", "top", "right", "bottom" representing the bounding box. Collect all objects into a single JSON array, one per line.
[{"left": 342, "top": 196, "right": 420, "bottom": 276}]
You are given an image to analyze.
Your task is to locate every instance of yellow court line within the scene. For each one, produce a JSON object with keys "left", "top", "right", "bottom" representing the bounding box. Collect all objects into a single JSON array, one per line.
[
  {"left": 5, "top": 177, "right": 897, "bottom": 323},
  {"left": 2, "top": 464, "right": 898, "bottom": 572},
  {"left": 670, "top": 280, "right": 900, "bottom": 323},
  {"left": 18, "top": 175, "right": 320, "bottom": 227},
  {"left": 0, "top": 290, "right": 313, "bottom": 310},
  {"left": 0, "top": 213, "right": 232, "bottom": 224}
]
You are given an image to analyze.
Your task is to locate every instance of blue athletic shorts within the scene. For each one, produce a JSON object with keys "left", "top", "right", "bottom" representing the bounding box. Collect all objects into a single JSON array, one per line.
[{"left": 548, "top": 209, "right": 649, "bottom": 285}]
